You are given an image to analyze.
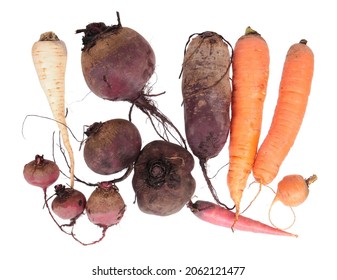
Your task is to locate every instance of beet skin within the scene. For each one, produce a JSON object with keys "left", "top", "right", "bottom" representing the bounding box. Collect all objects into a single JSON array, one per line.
[
  {"left": 132, "top": 140, "right": 196, "bottom": 216},
  {"left": 51, "top": 184, "right": 86, "bottom": 220},
  {"left": 23, "top": 154, "right": 60, "bottom": 190},
  {"left": 181, "top": 32, "right": 231, "bottom": 160},
  {"left": 77, "top": 22, "right": 155, "bottom": 102},
  {"left": 83, "top": 119, "right": 142, "bottom": 175},
  {"left": 86, "top": 182, "right": 126, "bottom": 228}
]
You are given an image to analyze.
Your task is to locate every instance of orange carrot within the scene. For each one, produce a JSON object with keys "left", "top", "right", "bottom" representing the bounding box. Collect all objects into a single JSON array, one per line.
[
  {"left": 253, "top": 39, "right": 314, "bottom": 186},
  {"left": 227, "top": 27, "right": 270, "bottom": 227},
  {"left": 272, "top": 174, "right": 317, "bottom": 207},
  {"left": 188, "top": 200, "right": 297, "bottom": 237},
  {"left": 268, "top": 174, "right": 317, "bottom": 230},
  {"left": 32, "top": 32, "right": 75, "bottom": 188}
]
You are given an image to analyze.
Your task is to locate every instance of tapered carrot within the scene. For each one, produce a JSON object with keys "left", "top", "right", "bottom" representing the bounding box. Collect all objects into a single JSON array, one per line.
[
  {"left": 253, "top": 39, "right": 314, "bottom": 186},
  {"left": 227, "top": 27, "right": 270, "bottom": 227},
  {"left": 32, "top": 32, "right": 75, "bottom": 188},
  {"left": 188, "top": 200, "right": 297, "bottom": 237}
]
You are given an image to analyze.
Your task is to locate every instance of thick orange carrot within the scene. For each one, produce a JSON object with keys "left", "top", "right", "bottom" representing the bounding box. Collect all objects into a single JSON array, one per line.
[
  {"left": 227, "top": 27, "right": 270, "bottom": 226},
  {"left": 253, "top": 40, "right": 314, "bottom": 186},
  {"left": 188, "top": 200, "right": 297, "bottom": 237},
  {"left": 32, "top": 32, "right": 75, "bottom": 188}
]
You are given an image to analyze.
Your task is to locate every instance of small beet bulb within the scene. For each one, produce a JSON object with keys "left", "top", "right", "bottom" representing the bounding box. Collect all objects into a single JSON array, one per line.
[
  {"left": 23, "top": 154, "right": 60, "bottom": 190},
  {"left": 83, "top": 119, "right": 142, "bottom": 175},
  {"left": 86, "top": 181, "right": 126, "bottom": 228},
  {"left": 51, "top": 184, "right": 87, "bottom": 220},
  {"left": 132, "top": 140, "right": 196, "bottom": 216}
]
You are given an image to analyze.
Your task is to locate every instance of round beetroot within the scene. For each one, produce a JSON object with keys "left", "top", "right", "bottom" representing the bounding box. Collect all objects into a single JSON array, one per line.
[
  {"left": 83, "top": 119, "right": 142, "bottom": 175},
  {"left": 51, "top": 184, "right": 86, "bottom": 220},
  {"left": 23, "top": 154, "right": 60, "bottom": 190},
  {"left": 76, "top": 20, "right": 155, "bottom": 102},
  {"left": 76, "top": 13, "right": 186, "bottom": 148},
  {"left": 132, "top": 140, "right": 196, "bottom": 216},
  {"left": 86, "top": 182, "right": 126, "bottom": 228}
]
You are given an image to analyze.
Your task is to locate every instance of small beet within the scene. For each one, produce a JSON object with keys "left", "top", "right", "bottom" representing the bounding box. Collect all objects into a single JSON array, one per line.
[
  {"left": 132, "top": 140, "right": 196, "bottom": 216},
  {"left": 86, "top": 182, "right": 126, "bottom": 228},
  {"left": 23, "top": 154, "right": 60, "bottom": 190},
  {"left": 51, "top": 184, "right": 87, "bottom": 220},
  {"left": 83, "top": 119, "right": 142, "bottom": 175}
]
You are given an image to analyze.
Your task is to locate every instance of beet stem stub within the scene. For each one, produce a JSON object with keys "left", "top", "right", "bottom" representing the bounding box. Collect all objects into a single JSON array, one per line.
[
  {"left": 132, "top": 140, "right": 195, "bottom": 216},
  {"left": 146, "top": 159, "right": 171, "bottom": 188},
  {"left": 75, "top": 12, "right": 122, "bottom": 51}
]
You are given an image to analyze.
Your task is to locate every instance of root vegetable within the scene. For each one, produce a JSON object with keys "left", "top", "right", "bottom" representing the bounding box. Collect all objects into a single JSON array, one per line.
[
  {"left": 23, "top": 154, "right": 60, "bottom": 190},
  {"left": 132, "top": 140, "right": 196, "bottom": 216},
  {"left": 76, "top": 18, "right": 155, "bottom": 102},
  {"left": 272, "top": 174, "right": 317, "bottom": 207},
  {"left": 227, "top": 27, "right": 270, "bottom": 226},
  {"left": 51, "top": 184, "right": 86, "bottom": 220},
  {"left": 253, "top": 39, "right": 314, "bottom": 186},
  {"left": 83, "top": 119, "right": 142, "bottom": 175},
  {"left": 32, "top": 32, "right": 75, "bottom": 188},
  {"left": 76, "top": 12, "right": 186, "bottom": 147},
  {"left": 188, "top": 200, "right": 297, "bottom": 237},
  {"left": 268, "top": 174, "right": 317, "bottom": 230},
  {"left": 181, "top": 31, "right": 232, "bottom": 206},
  {"left": 86, "top": 181, "right": 126, "bottom": 228}
]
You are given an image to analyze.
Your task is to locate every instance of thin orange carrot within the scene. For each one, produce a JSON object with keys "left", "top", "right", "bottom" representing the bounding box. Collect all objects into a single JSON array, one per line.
[
  {"left": 227, "top": 27, "right": 270, "bottom": 227},
  {"left": 253, "top": 39, "right": 314, "bottom": 186},
  {"left": 32, "top": 32, "right": 75, "bottom": 188}
]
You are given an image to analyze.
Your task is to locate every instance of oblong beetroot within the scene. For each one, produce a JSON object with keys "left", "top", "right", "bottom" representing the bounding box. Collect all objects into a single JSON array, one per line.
[
  {"left": 83, "top": 119, "right": 142, "bottom": 175},
  {"left": 180, "top": 32, "right": 232, "bottom": 207},
  {"left": 23, "top": 154, "right": 60, "bottom": 190},
  {"left": 86, "top": 182, "right": 126, "bottom": 227},
  {"left": 181, "top": 32, "right": 231, "bottom": 160},
  {"left": 51, "top": 184, "right": 86, "bottom": 220},
  {"left": 132, "top": 140, "right": 196, "bottom": 216}
]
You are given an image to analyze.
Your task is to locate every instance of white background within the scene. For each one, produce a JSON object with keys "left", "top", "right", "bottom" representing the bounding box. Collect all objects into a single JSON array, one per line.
[{"left": 2, "top": 0, "right": 336, "bottom": 279}]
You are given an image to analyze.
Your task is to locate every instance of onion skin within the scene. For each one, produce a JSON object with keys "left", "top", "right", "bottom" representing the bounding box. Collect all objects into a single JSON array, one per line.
[{"left": 132, "top": 140, "right": 196, "bottom": 216}]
